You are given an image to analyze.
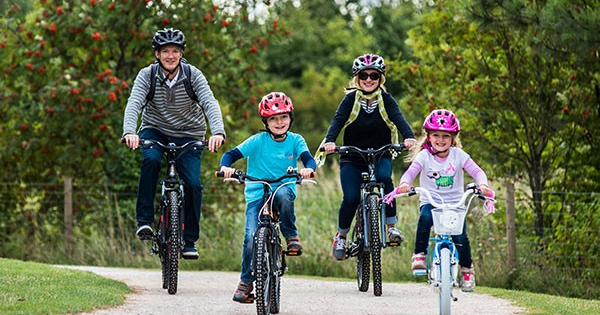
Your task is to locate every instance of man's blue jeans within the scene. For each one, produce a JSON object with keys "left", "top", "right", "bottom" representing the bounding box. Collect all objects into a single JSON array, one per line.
[
  {"left": 414, "top": 203, "right": 473, "bottom": 267},
  {"left": 136, "top": 128, "right": 203, "bottom": 245},
  {"left": 240, "top": 185, "right": 297, "bottom": 283}
]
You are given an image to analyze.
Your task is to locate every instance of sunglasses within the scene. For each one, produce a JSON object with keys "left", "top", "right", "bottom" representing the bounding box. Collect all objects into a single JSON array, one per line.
[{"left": 358, "top": 72, "right": 381, "bottom": 81}]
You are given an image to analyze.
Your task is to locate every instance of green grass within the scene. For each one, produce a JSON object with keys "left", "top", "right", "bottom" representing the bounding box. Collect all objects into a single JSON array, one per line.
[
  {"left": 1, "top": 258, "right": 599, "bottom": 315},
  {"left": 478, "top": 287, "right": 600, "bottom": 315},
  {"left": 0, "top": 258, "right": 130, "bottom": 315}
]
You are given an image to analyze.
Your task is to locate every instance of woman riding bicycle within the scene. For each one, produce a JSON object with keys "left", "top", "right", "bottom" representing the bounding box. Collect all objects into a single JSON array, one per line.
[
  {"left": 316, "top": 53, "right": 417, "bottom": 260},
  {"left": 384, "top": 109, "right": 495, "bottom": 292},
  {"left": 218, "top": 92, "right": 316, "bottom": 303}
]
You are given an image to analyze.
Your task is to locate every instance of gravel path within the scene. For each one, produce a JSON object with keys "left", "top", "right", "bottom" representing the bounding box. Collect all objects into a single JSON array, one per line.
[{"left": 62, "top": 266, "right": 525, "bottom": 315}]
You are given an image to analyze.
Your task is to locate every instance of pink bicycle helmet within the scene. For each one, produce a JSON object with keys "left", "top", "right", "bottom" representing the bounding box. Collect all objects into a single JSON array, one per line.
[
  {"left": 352, "top": 54, "right": 386, "bottom": 76},
  {"left": 258, "top": 92, "right": 294, "bottom": 118},
  {"left": 423, "top": 109, "right": 460, "bottom": 133}
]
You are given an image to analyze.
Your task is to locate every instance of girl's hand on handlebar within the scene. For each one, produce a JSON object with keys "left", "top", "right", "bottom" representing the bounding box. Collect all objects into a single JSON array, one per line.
[
  {"left": 382, "top": 182, "right": 411, "bottom": 205},
  {"left": 321, "top": 142, "right": 337, "bottom": 154},
  {"left": 219, "top": 166, "right": 236, "bottom": 178},
  {"left": 123, "top": 134, "right": 140, "bottom": 150},
  {"left": 300, "top": 168, "right": 315, "bottom": 179}
]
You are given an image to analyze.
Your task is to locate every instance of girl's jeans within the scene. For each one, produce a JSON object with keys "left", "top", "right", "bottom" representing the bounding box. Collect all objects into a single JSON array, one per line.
[
  {"left": 240, "top": 185, "right": 297, "bottom": 283},
  {"left": 136, "top": 128, "right": 204, "bottom": 245},
  {"left": 414, "top": 203, "right": 473, "bottom": 267},
  {"left": 337, "top": 158, "right": 397, "bottom": 234}
]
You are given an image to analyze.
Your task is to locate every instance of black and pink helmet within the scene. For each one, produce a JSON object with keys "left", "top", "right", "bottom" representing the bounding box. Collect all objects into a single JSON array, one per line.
[
  {"left": 423, "top": 109, "right": 460, "bottom": 133},
  {"left": 352, "top": 54, "right": 386, "bottom": 76}
]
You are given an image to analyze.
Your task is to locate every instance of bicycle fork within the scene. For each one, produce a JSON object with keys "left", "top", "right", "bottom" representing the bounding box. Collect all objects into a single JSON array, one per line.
[{"left": 429, "top": 238, "right": 460, "bottom": 300}]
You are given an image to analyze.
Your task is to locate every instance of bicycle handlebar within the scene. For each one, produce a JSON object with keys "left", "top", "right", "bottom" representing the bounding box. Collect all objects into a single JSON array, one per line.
[
  {"left": 137, "top": 139, "right": 209, "bottom": 151},
  {"left": 319, "top": 143, "right": 406, "bottom": 155},
  {"left": 402, "top": 184, "right": 495, "bottom": 210},
  {"left": 215, "top": 168, "right": 316, "bottom": 186}
]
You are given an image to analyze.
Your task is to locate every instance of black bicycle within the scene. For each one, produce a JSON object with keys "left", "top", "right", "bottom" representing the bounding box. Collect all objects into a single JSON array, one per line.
[
  {"left": 216, "top": 168, "right": 316, "bottom": 315},
  {"left": 135, "top": 139, "right": 209, "bottom": 295},
  {"left": 324, "top": 143, "right": 405, "bottom": 296}
]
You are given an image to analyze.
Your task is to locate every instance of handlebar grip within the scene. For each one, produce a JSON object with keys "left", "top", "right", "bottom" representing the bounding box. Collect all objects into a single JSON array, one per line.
[{"left": 215, "top": 171, "right": 225, "bottom": 178}]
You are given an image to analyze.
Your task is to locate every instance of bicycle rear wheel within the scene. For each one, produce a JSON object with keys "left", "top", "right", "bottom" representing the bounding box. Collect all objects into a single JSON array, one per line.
[
  {"left": 353, "top": 208, "right": 370, "bottom": 292},
  {"left": 367, "top": 194, "right": 382, "bottom": 296},
  {"left": 254, "top": 226, "right": 273, "bottom": 315},
  {"left": 439, "top": 248, "right": 452, "bottom": 315},
  {"left": 166, "top": 190, "right": 180, "bottom": 295}
]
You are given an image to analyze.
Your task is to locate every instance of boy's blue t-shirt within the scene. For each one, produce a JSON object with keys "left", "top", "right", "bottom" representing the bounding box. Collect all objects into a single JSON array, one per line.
[{"left": 237, "top": 131, "right": 310, "bottom": 203}]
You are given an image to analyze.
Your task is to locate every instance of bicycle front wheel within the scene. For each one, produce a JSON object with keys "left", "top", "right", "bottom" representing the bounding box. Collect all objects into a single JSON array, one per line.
[
  {"left": 439, "top": 247, "right": 452, "bottom": 315},
  {"left": 254, "top": 226, "right": 273, "bottom": 315},
  {"left": 166, "top": 190, "right": 180, "bottom": 295},
  {"left": 269, "top": 238, "right": 282, "bottom": 314},
  {"left": 367, "top": 194, "right": 383, "bottom": 296}
]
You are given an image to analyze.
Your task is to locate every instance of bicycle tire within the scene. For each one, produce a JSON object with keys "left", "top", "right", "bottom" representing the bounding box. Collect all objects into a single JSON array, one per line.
[
  {"left": 367, "top": 194, "right": 383, "bottom": 296},
  {"left": 166, "top": 190, "right": 180, "bottom": 295},
  {"left": 354, "top": 208, "right": 370, "bottom": 292},
  {"left": 439, "top": 247, "right": 452, "bottom": 315},
  {"left": 269, "top": 237, "right": 282, "bottom": 314},
  {"left": 254, "top": 226, "right": 272, "bottom": 315},
  {"left": 157, "top": 199, "right": 168, "bottom": 290}
]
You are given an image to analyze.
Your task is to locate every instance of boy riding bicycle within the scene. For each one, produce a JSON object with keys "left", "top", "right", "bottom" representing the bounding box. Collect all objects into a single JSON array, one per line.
[{"left": 218, "top": 92, "right": 316, "bottom": 303}]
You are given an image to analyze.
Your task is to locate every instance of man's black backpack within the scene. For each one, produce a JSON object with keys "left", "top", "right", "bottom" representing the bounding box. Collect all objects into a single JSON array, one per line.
[{"left": 145, "top": 58, "right": 198, "bottom": 103}]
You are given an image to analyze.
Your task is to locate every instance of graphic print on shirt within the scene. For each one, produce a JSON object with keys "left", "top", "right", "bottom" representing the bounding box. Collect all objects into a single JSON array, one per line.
[{"left": 426, "top": 163, "right": 456, "bottom": 189}]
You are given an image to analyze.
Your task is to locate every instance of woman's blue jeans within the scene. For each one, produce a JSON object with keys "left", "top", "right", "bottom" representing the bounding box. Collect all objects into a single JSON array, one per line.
[
  {"left": 136, "top": 128, "right": 203, "bottom": 245},
  {"left": 414, "top": 203, "right": 472, "bottom": 267},
  {"left": 337, "top": 158, "right": 397, "bottom": 234},
  {"left": 240, "top": 185, "right": 297, "bottom": 283}
]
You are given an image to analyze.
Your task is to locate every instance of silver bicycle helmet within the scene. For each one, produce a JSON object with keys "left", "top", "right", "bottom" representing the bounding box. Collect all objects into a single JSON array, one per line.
[
  {"left": 352, "top": 54, "right": 386, "bottom": 75},
  {"left": 152, "top": 28, "right": 186, "bottom": 51}
]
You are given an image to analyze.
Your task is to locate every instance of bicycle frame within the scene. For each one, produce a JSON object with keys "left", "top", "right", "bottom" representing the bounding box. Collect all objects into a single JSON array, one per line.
[
  {"left": 217, "top": 168, "right": 316, "bottom": 315},
  {"left": 138, "top": 139, "right": 208, "bottom": 295},
  {"left": 326, "top": 144, "right": 405, "bottom": 297},
  {"left": 395, "top": 184, "right": 495, "bottom": 315}
]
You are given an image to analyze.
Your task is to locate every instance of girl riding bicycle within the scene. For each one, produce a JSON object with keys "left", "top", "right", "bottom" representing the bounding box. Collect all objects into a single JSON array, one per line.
[
  {"left": 219, "top": 92, "right": 316, "bottom": 303},
  {"left": 316, "top": 54, "right": 417, "bottom": 260},
  {"left": 384, "top": 109, "right": 494, "bottom": 292}
]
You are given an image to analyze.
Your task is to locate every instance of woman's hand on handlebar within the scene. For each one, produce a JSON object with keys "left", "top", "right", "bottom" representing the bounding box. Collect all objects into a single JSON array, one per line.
[
  {"left": 123, "top": 134, "right": 140, "bottom": 150},
  {"left": 403, "top": 138, "right": 417, "bottom": 149},
  {"left": 320, "top": 142, "right": 337, "bottom": 154}
]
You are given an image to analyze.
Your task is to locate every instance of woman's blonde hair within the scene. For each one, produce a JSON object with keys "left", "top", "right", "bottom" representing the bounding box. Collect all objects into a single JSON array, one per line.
[{"left": 404, "top": 131, "right": 462, "bottom": 163}]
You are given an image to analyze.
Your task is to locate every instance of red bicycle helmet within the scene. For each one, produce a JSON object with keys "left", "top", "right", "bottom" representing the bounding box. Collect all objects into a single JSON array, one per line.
[
  {"left": 258, "top": 92, "right": 294, "bottom": 118},
  {"left": 423, "top": 109, "right": 460, "bottom": 133}
]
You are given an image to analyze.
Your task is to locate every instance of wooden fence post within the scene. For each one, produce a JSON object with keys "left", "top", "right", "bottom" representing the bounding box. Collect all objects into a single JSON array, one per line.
[
  {"left": 506, "top": 179, "right": 517, "bottom": 284},
  {"left": 64, "top": 177, "right": 73, "bottom": 252}
]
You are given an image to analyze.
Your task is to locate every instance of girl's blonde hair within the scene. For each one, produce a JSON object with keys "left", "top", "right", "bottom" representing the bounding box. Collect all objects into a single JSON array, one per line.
[
  {"left": 345, "top": 74, "right": 387, "bottom": 94},
  {"left": 404, "top": 131, "right": 462, "bottom": 163}
]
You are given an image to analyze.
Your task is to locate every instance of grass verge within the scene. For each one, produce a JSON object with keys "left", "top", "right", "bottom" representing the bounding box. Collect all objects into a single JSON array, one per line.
[{"left": 0, "top": 258, "right": 130, "bottom": 315}]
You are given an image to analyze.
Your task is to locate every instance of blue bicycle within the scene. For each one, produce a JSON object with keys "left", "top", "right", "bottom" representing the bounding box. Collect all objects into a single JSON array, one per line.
[{"left": 392, "top": 183, "right": 495, "bottom": 315}]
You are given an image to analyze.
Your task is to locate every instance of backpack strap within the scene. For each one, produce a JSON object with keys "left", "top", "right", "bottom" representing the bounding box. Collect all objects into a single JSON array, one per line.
[
  {"left": 145, "top": 61, "right": 158, "bottom": 103},
  {"left": 180, "top": 59, "right": 198, "bottom": 103}
]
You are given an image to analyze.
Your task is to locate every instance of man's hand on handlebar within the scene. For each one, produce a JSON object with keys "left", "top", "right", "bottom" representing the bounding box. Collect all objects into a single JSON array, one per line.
[{"left": 123, "top": 134, "right": 140, "bottom": 150}]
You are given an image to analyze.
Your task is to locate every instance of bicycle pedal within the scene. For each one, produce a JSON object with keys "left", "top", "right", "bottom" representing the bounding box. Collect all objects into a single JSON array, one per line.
[
  {"left": 386, "top": 241, "right": 401, "bottom": 247},
  {"left": 284, "top": 250, "right": 302, "bottom": 257},
  {"left": 413, "top": 268, "right": 427, "bottom": 276}
]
